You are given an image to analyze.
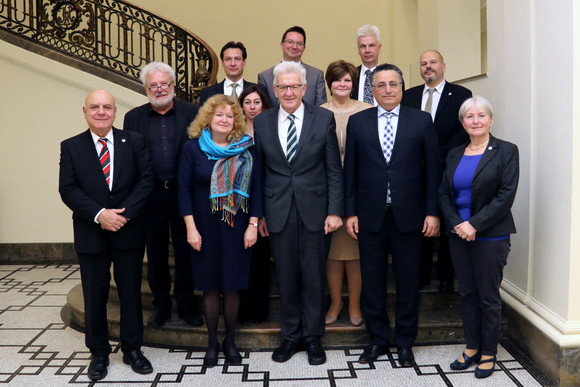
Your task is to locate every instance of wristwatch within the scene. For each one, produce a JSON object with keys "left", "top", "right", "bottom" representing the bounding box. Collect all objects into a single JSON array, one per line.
[{"left": 250, "top": 222, "right": 258, "bottom": 227}]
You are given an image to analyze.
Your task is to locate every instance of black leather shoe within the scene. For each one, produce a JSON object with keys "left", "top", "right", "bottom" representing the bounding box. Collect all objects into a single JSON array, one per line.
[
  {"left": 147, "top": 309, "right": 171, "bottom": 328},
  {"left": 179, "top": 312, "right": 204, "bottom": 327},
  {"left": 272, "top": 340, "right": 299, "bottom": 363},
  {"left": 358, "top": 344, "right": 388, "bottom": 363},
  {"left": 87, "top": 355, "right": 109, "bottom": 380},
  {"left": 123, "top": 349, "right": 153, "bottom": 374},
  {"left": 305, "top": 340, "right": 326, "bottom": 365},
  {"left": 439, "top": 280, "right": 454, "bottom": 293},
  {"left": 397, "top": 347, "right": 415, "bottom": 367},
  {"left": 450, "top": 351, "right": 481, "bottom": 370},
  {"left": 203, "top": 353, "right": 218, "bottom": 368},
  {"left": 222, "top": 341, "right": 242, "bottom": 365}
]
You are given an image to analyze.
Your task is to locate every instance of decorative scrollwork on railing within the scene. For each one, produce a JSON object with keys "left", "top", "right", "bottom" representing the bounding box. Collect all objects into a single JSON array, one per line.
[{"left": 0, "top": 0, "right": 217, "bottom": 101}]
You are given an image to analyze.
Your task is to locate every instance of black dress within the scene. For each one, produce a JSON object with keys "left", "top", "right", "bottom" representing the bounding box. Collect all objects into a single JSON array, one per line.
[{"left": 178, "top": 138, "right": 262, "bottom": 293}]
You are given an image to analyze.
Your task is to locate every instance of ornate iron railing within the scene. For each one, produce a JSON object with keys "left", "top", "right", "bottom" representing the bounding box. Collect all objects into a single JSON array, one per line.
[{"left": 0, "top": 0, "right": 217, "bottom": 101}]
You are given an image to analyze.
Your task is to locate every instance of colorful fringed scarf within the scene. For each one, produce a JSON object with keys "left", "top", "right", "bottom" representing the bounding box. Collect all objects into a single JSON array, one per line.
[{"left": 199, "top": 128, "right": 254, "bottom": 227}]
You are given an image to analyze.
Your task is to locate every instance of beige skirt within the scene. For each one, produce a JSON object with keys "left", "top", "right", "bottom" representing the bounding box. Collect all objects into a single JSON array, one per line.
[{"left": 328, "top": 224, "right": 360, "bottom": 261}]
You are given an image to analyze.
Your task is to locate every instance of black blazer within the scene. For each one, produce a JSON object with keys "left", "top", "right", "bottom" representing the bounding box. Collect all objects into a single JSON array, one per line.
[
  {"left": 344, "top": 105, "right": 441, "bottom": 233},
  {"left": 351, "top": 65, "right": 363, "bottom": 101},
  {"left": 123, "top": 98, "right": 198, "bottom": 174},
  {"left": 199, "top": 80, "right": 260, "bottom": 106},
  {"left": 59, "top": 128, "right": 154, "bottom": 254},
  {"left": 438, "top": 135, "right": 519, "bottom": 237},
  {"left": 402, "top": 81, "right": 472, "bottom": 164},
  {"left": 254, "top": 103, "right": 344, "bottom": 233}
]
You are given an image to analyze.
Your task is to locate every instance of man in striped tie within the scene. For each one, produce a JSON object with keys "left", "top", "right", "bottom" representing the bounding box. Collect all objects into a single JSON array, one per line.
[
  {"left": 59, "top": 90, "right": 154, "bottom": 380},
  {"left": 254, "top": 62, "right": 344, "bottom": 366}
]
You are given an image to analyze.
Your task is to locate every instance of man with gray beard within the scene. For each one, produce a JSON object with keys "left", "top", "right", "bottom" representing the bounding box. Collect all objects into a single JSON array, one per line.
[{"left": 124, "top": 62, "right": 202, "bottom": 328}]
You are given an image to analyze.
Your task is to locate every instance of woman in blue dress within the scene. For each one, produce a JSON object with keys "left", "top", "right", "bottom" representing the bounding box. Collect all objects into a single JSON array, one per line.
[{"left": 178, "top": 94, "right": 262, "bottom": 367}]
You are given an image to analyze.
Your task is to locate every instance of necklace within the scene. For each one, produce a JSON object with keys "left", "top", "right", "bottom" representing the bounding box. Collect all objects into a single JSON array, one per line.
[{"left": 468, "top": 140, "right": 488, "bottom": 151}]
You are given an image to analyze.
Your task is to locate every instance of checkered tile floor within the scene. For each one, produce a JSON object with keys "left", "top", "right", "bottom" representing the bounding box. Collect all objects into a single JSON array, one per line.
[{"left": 0, "top": 264, "right": 555, "bottom": 386}]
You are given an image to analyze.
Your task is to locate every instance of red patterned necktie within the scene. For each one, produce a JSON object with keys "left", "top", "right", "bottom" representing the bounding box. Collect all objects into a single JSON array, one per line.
[{"left": 98, "top": 138, "right": 110, "bottom": 187}]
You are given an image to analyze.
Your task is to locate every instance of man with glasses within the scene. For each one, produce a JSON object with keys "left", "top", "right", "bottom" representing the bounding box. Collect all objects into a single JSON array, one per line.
[
  {"left": 254, "top": 62, "right": 343, "bottom": 366},
  {"left": 258, "top": 26, "right": 327, "bottom": 107},
  {"left": 343, "top": 64, "right": 441, "bottom": 367},
  {"left": 352, "top": 24, "right": 382, "bottom": 105},
  {"left": 124, "top": 61, "right": 203, "bottom": 329},
  {"left": 199, "top": 41, "right": 261, "bottom": 105}
]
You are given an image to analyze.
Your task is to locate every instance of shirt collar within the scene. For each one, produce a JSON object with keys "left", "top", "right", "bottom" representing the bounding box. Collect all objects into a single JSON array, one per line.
[
  {"left": 377, "top": 104, "right": 401, "bottom": 117},
  {"left": 361, "top": 64, "right": 378, "bottom": 74},
  {"left": 90, "top": 128, "right": 114, "bottom": 145},
  {"left": 225, "top": 77, "right": 244, "bottom": 87},
  {"left": 280, "top": 103, "right": 305, "bottom": 121},
  {"left": 423, "top": 79, "right": 446, "bottom": 94}
]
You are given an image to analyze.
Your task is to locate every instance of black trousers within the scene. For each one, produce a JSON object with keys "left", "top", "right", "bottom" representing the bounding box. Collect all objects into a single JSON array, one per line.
[
  {"left": 77, "top": 247, "right": 144, "bottom": 356},
  {"left": 269, "top": 199, "right": 326, "bottom": 344},
  {"left": 238, "top": 235, "right": 271, "bottom": 323},
  {"left": 146, "top": 186, "right": 195, "bottom": 315},
  {"left": 358, "top": 208, "right": 422, "bottom": 347},
  {"left": 449, "top": 236, "right": 510, "bottom": 355},
  {"left": 420, "top": 218, "right": 454, "bottom": 286}
]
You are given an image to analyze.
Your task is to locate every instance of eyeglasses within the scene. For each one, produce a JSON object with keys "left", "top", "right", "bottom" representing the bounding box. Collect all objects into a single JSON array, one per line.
[
  {"left": 283, "top": 39, "right": 304, "bottom": 47},
  {"left": 274, "top": 84, "right": 303, "bottom": 92},
  {"left": 372, "top": 82, "right": 402, "bottom": 91},
  {"left": 147, "top": 81, "right": 173, "bottom": 92}
]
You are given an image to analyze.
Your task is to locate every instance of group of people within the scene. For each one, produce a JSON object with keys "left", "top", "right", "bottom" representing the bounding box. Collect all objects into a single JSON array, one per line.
[{"left": 58, "top": 23, "right": 519, "bottom": 382}]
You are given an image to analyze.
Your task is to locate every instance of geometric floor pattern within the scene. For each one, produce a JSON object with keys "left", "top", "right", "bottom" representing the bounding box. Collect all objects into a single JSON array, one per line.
[{"left": 0, "top": 264, "right": 555, "bottom": 386}]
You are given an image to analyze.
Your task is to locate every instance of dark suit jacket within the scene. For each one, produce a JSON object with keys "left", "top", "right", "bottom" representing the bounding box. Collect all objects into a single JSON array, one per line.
[
  {"left": 199, "top": 79, "right": 260, "bottom": 106},
  {"left": 438, "top": 135, "right": 519, "bottom": 237},
  {"left": 257, "top": 63, "right": 327, "bottom": 107},
  {"left": 351, "top": 65, "right": 363, "bottom": 101},
  {"left": 402, "top": 81, "right": 472, "bottom": 164},
  {"left": 59, "top": 128, "right": 154, "bottom": 253},
  {"left": 254, "top": 103, "right": 343, "bottom": 233},
  {"left": 344, "top": 105, "right": 441, "bottom": 233},
  {"left": 123, "top": 98, "right": 198, "bottom": 176}
]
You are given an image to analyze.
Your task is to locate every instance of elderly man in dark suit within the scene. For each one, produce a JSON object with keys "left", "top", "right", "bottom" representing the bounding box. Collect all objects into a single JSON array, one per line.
[
  {"left": 199, "top": 41, "right": 260, "bottom": 105},
  {"left": 344, "top": 64, "right": 441, "bottom": 367},
  {"left": 352, "top": 24, "right": 382, "bottom": 104},
  {"left": 402, "top": 50, "right": 473, "bottom": 293},
  {"left": 258, "top": 26, "right": 327, "bottom": 107},
  {"left": 59, "top": 90, "right": 154, "bottom": 380},
  {"left": 124, "top": 62, "right": 202, "bottom": 329},
  {"left": 254, "top": 61, "right": 343, "bottom": 366}
]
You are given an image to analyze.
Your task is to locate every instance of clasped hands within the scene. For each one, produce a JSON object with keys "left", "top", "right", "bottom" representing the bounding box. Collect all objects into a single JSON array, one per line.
[{"left": 97, "top": 208, "right": 127, "bottom": 232}]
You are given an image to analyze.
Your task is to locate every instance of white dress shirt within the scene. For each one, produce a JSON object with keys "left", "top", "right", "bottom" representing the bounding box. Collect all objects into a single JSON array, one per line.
[
  {"left": 358, "top": 64, "right": 378, "bottom": 106},
  {"left": 421, "top": 80, "right": 446, "bottom": 121},
  {"left": 224, "top": 77, "right": 245, "bottom": 97},
  {"left": 90, "top": 129, "right": 114, "bottom": 223},
  {"left": 277, "top": 103, "right": 305, "bottom": 154},
  {"left": 377, "top": 104, "right": 400, "bottom": 153}
]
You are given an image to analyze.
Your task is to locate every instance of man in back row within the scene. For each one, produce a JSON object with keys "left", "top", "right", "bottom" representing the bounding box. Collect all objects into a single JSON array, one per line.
[
  {"left": 258, "top": 26, "right": 327, "bottom": 107},
  {"left": 199, "top": 41, "right": 261, "bottom": 105},
  {"left": 352, "top": 24, "right": 382, "bottom": 105}
]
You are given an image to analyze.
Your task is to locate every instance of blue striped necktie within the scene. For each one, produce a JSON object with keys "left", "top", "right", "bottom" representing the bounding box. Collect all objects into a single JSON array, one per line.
[{"left": 286, "top": 114, "right": 297, "bottom": 163}]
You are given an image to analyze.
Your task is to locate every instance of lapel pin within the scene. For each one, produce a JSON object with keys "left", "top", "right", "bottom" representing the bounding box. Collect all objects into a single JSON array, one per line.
[
  {"left": 448, "top": 92, "right": 452, "bottom": 95},
  {"left": 122, "top": 138, "right": 126, "bottom": 143},
  {"left": 488, "top": 146, "right": 492, "bottom": 150}
]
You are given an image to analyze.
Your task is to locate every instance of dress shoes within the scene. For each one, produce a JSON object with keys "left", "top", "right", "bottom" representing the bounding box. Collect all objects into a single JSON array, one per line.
[
  {"left": 325, "top": 301, "right": 343, "bottom": 325},
  {"left": 222, "top": 341, "right": 242, "bottom": 365},
  {"left": 87, "top": 355, "right": 109, "bottom": 381},
  {"left": 450, "top": 351, "right": 481, "bottom": 370},
  {"left": 474, "top": 355, "right": 496, "bottom": 378},
  {"left": 123, "top": 349, "right": 153, "bottom": 374},
  {"left": 272, "top": 340, "right": 299, "bottom": 363},
  {"left": 179, "top": 312, "right": 204, "bottom": 327},
  {"left": 203, "top": 353, "right": 218, "bottom": 368},
  {"left": 304, "top": 340, "right": 326, "bottom": 365},
  {"left": 358, "top": 344, "right": 388, "bottom": 363},
  {"left": 397, "top": 347, "right": 415, "bottom": 367},
  {"left": 147, "top": 309, "right": 171, "bottom": 328}
]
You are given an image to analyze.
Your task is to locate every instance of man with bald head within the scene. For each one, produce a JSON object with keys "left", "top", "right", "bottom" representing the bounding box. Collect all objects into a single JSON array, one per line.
[
  {"left": 402, "top": 50, "right": 472, "bottom": 293},
  {"left": 59, "top": 90, "right": 154, "bottom": 380}
]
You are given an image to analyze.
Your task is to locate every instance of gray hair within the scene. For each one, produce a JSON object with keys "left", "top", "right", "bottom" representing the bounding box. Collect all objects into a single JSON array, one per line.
[
  {"left": 357, "top": 24, "right": 381, "bottom": 43},
  {"left": 273, "top": 62, "right": 307, "bottom": 85},
  {"left": 139, "top": 61, "right": 176, "bottom": 86},
  {"left": 458, "top": 96, "right": 494, "bottom": 121}
]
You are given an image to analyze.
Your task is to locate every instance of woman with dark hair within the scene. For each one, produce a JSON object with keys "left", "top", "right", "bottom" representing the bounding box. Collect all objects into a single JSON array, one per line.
[
  {"left": 178, "top": 94, "right": 262, "bottom": 367},
  {"left": 320, "top": 60, "right": 372, "bottom": 326},
  {"left": 439, "top": 96, "right": 519, "bottom": 379},
  {"left": 236, "top": 85, "right": 272, "bottom": 324}
]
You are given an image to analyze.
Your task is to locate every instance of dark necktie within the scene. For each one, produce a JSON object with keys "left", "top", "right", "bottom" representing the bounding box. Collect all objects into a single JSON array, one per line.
[
  {"left": 363, "top": 69, "right": 373, "bottom": 104},
  {"left": 98, "top": 138, "right": 111, "bottom": 187},
  {"left": 286, "top": 114, "right": 297, "bottom": 163}
]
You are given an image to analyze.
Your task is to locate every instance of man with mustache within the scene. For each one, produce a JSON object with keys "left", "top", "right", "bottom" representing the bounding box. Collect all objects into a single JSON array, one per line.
[
  {"left": 124, "top": 62, "right": 203, "bottom": 328},
  {"left": 402, "top": 50, "right": 472, "bottom": 293}
]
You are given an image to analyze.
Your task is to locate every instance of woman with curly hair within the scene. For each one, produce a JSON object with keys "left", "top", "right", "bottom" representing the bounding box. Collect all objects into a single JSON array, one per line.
[{"left": 178, "top": 94, "right": 262, "bottom": 367}]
